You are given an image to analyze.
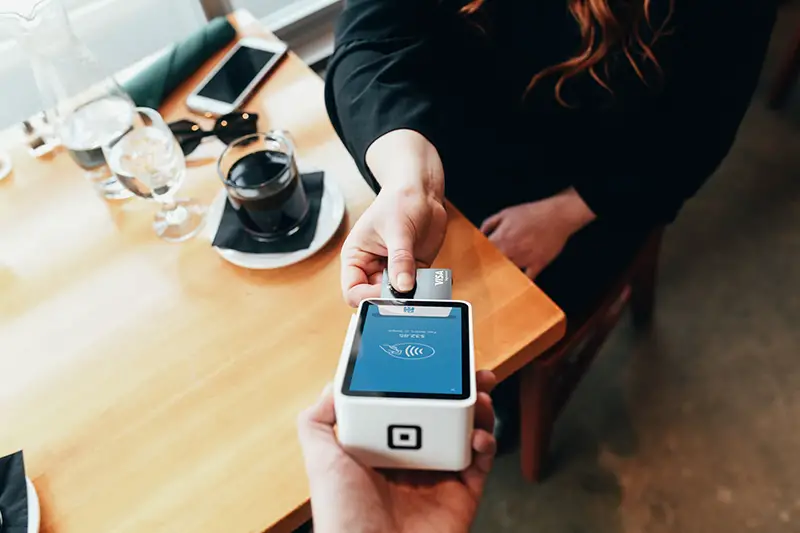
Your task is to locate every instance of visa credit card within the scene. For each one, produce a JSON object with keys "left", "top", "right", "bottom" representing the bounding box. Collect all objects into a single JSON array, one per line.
[{"left": 380, "top": 268, "right": 453, "bottom": 300}]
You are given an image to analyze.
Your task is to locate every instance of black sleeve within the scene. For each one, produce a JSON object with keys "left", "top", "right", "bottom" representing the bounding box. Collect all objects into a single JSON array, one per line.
[
  {"left": 324, "top": 0, "right": 447, "bottom": 193},
  {"left": 572, "top": 1, "right": 777, "bottom": 226}
]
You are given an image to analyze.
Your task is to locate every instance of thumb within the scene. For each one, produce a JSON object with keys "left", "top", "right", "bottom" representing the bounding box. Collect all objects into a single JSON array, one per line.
[
  {"left": 297, "top": 384, "right": 336, "bottom": 442},
  {"left": 384, "top": 226, "right": 417, "bottom": 293},
  {"left": 297, "top": 384, "right": 342, "bottom": 472},
  {"left": 307, "top": 383, "right": 336, "bottom": 426}
]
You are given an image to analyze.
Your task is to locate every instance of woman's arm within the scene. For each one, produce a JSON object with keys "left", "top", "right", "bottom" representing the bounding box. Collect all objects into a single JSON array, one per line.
[
  {"left": 325, "top": 0, "right": 447, "bottom": 194},
  {"left": 571, "top": 0, "right": 777, "bottom": 227},
  {"left": 365, "top": 129, "right": 445, "bottom": 201}
]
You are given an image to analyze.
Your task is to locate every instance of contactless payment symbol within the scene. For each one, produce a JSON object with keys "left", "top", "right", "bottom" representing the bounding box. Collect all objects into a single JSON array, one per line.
[{"left": 379, "top": 343, "right": 436, "bottom": 360}]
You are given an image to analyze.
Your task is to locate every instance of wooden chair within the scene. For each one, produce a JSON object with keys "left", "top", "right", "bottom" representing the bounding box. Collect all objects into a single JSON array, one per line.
[
  {"left": 769, "top": 21, "right": 800, "bottom": 109},
  {"left": 519, "top": 227, "right": 665, "bottom": 481}
]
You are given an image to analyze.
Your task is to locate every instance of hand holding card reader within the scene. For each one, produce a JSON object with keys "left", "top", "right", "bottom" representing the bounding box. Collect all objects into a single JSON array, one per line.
[{"left": 334, "top": 269, "right": 476, "bottom": 471}]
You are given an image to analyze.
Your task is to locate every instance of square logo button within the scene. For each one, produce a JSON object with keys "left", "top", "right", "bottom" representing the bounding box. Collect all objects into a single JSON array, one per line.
[{"left": 388, "top": 425, "right": 422, "bottom": 450}]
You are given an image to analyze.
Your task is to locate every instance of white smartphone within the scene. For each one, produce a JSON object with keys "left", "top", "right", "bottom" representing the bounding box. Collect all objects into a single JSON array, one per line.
[{"left": 186, "top": 37, "right": 288, "bottom": 116}]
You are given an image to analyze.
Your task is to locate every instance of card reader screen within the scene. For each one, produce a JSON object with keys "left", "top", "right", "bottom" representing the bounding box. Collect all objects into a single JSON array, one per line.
[{"left": 343, "top": 301, "right": 471, "bottom": 399}]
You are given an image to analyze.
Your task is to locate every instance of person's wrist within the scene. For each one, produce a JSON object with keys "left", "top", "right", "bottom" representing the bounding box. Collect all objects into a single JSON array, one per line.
[
  {"left": 551, "top": 188, "right": 597, "bottom": 234},
  {"left": 366, "top": 129, "right": 445, "bottom": 202},
  {"left": 379, "top": 166, "right": 444, "bottom": 205}
]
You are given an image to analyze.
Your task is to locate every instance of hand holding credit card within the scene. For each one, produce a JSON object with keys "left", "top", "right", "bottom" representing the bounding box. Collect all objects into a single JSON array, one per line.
[{"left": 381, "top": 268, "right": 453, "bottom": 300}]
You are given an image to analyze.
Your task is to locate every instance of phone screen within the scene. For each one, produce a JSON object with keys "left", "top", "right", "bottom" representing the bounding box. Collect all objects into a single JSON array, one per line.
[
  {"left": 197, "top": 45, "right": 276, "bottom": 104},
  {"left": 342, "top": 301, "right": 471, "bottom": 399}
]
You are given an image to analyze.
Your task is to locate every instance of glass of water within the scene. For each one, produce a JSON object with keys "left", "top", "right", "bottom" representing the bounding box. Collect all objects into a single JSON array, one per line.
[
  {"left": 60, "top": 89, "right": 136, "bottom": 200},
  {"left": 103, "top": 107, "right": 206, "bottom": 242}
]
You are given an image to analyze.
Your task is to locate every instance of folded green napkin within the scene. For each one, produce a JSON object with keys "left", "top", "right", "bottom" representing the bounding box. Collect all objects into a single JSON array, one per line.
[{"left": 122, "top": 17, "right": 237, "bottom": 109}]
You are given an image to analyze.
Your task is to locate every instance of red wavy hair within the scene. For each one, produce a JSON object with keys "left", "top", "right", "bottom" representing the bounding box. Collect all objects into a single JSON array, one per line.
[{"left": 461, "top": 0, "right": 674, "bottom": 105}]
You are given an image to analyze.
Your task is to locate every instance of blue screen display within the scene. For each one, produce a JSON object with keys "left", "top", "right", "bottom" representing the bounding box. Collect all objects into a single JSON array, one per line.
[{"left": 348, "top": 304, "right": 465, "bottom": 396}]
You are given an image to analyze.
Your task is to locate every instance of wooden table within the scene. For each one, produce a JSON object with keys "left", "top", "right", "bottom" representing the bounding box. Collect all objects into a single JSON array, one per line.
[{"left": 0, "top": 11, "right": 565, "bottom": 533}]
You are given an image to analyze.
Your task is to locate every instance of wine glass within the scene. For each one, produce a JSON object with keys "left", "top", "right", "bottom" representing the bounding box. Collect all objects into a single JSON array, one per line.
[
  {"left": 3, "top": 0, "right": 135, "bottom": 199},
  {"left": 103, "top": 107, "right": 206, "bottom": 242}
]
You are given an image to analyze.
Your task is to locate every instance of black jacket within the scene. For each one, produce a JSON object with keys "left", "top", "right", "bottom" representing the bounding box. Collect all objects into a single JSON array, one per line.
[{"left": 325, "top": 0, "right": 776, "bottom": 226}]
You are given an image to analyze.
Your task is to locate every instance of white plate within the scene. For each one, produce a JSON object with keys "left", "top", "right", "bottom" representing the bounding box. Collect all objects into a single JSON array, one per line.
[
  {"left": 27, "top": 477, "right": 40, "bottom": 533},
  {"left": 206, "top": 170, "right": 346, "bottom": 269}
]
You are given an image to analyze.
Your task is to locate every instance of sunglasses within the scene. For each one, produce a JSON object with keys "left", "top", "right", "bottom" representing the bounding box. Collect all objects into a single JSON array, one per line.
[{"left": 169, "top": 112, "right": 259, "bottom": 155}]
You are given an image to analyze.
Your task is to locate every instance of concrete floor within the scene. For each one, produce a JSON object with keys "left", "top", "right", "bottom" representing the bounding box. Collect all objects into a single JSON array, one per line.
[{"left": 475, "top": 4, "right": 800, "bottom": 533}]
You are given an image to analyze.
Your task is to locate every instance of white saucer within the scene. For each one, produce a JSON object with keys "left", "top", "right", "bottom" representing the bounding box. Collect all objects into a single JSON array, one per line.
[
  {"left": 206, "top": 170, "right": 346, "bottom": 269},
  {"left": 27, "top": 477, "right": 40, "bottom": 533}
]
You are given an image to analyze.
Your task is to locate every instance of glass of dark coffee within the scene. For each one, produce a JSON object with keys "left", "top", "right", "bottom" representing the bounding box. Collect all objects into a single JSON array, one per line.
[{"left": 218, "top": 131, "right": 310, "bottom": 241}]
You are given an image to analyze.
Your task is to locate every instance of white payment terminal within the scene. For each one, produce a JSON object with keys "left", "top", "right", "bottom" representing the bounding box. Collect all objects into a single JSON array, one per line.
[{"left": 334, "top": 299, "right": 476, "bottom": 471}]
